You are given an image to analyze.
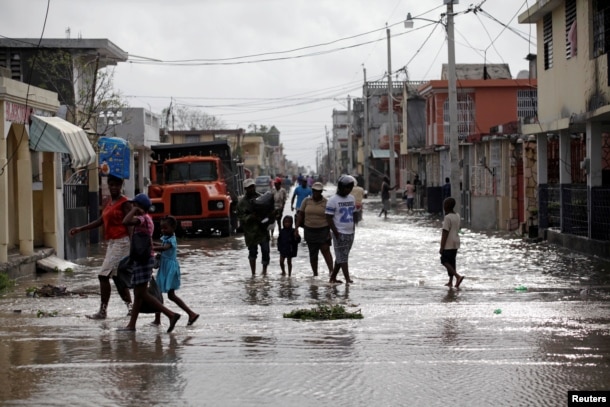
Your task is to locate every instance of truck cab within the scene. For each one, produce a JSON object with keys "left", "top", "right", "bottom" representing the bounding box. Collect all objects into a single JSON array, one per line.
[{"left": 147, "top": 141, "right": 244, "bottom": 237}]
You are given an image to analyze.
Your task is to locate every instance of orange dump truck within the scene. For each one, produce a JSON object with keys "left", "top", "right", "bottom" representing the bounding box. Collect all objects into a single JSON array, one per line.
[{"left": 147, "top": 141, "right": 244, "bottom": 236}]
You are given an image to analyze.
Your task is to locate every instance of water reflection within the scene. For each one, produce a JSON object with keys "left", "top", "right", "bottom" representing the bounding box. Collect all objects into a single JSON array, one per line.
[
  {"left": 243, "top": 276, "right": 272, "bottom": 305},
  {"left": 278, "top": 276, "right": 297, "bottom": 301},
  {"left": 103, "top": 334, "right": 185, "bottom": 404},
  {"left": 3, "top": 199, "right": 610, "bottom": 405}
]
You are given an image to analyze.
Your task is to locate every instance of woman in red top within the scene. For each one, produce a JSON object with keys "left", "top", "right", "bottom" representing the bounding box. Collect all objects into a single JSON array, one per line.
[{"left": 69, "top": 175, "right": 132, "bottom": 319}]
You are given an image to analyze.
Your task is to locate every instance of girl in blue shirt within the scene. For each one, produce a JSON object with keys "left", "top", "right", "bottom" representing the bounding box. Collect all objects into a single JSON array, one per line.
[{"left": 153, "top": 216, "right": 199, "bottom": 326}]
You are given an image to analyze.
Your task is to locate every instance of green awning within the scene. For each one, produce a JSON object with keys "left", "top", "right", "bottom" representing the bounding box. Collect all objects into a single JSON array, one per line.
[
  {"left": 29, "top": 115, "right": 96, "bottom": 168},
  {"left": 371, "top": 149, "right": 398, "bottom": 159}
]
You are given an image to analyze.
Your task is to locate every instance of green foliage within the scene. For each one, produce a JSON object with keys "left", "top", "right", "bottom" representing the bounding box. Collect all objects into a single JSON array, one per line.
[
  {"left": 283, "top": 304, "right": 363, "bottom": 320},
  {"left": 0, "top": 273, "right": 14, "bottom": 291},
  {"left": 37, "top": 310, "right": 58, "bottom": 318}
]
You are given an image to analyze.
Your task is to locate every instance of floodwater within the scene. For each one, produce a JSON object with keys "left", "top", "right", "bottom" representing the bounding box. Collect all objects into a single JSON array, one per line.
[{"left": 1, "top": 196, "right": 610, "bottom": 406}]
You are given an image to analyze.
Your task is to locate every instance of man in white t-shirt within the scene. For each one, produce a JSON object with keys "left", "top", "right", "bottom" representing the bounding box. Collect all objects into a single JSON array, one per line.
[
  {"left": 325, "top": 175, "right": 356, "bottom": 284},
  {"left": 440, "top": 197, "right": 464, "bottom": 288}
]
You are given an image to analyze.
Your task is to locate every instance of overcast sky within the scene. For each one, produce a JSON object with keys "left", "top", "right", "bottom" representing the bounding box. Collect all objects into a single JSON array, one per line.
[{"left": 2, "top": 0, "right": 535, "bottom": 172}]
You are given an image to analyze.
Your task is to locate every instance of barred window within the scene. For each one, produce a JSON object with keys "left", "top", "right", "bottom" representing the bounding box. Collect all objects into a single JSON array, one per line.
[
  {"left": 565, "top": 0, "right": 576, "bottom": 58},
  {"left": 443, "top": 94, "right": 475, "bottom": 141},
  {"left": 593, "top": 0, "right": 610, "bottom": 57},
  {"left": 517, "top": 89, "right": 538, "bottom": 119},
  {"left": 543, "top": 13, "right": 553, "bottom": 69}
]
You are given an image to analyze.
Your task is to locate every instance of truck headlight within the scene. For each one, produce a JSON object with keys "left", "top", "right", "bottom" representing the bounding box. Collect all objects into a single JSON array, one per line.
[{"left": 216, "top": 201, "right": 224, "bottom": 209}]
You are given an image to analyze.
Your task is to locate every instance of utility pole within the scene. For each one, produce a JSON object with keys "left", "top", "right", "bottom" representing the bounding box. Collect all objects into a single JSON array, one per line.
[
  {"left": 386, "top": 26, "right": 397, "bottom": 205},
  {"left": 447, "top": 1, "right": 460, "bottom": 214},
  {"left": 363, "top": 66, "right": 370, "bottom": 192},
  {"left": 325, "top": 126, "right": 331, "bottom": 183},
  {"left": 347, "top": 95, "right": 352, "bottom": 175}
]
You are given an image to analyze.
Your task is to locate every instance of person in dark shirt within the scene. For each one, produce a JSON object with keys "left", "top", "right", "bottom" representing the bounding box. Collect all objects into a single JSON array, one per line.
[{"left": 378, "top": 176, "right": 396, "bottom": 219}]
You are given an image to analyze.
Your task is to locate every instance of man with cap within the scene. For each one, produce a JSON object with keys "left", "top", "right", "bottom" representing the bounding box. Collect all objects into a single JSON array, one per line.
[
  {"left": 238, "top": 178, "right": 271, "bottom": 275},
  {"left": 272, "top": 177, "right": 287, "bottom": 238}
]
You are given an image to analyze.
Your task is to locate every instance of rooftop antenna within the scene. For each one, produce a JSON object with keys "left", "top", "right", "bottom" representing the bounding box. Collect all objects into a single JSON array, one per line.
[{"left": 65, "top": 27, "right": 71, "bottom": 39}]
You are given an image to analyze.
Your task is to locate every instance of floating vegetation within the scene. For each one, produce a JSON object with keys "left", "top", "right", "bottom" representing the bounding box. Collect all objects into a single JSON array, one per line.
[
  {"left": 37, "top": 310, "right": 58, "bottom": 318},
  {"left": 283, "top": 304, "right": 363, "bottom": 320},
  {"left": 27, "top": 285, "right": 70, "bottom": 297}
]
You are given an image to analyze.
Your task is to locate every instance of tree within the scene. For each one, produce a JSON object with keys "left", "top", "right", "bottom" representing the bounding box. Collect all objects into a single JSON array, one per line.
[
  {"left": 161, "top": 105, "right": 225, "bottom": 130},
  {"left": 27, "top": 50, "right": 128, "bottom": 133}
]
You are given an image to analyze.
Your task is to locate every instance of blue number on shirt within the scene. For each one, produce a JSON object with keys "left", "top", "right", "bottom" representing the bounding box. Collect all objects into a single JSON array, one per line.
[{"left": 339, "top": 207, "right": 354, "bottom": 223}]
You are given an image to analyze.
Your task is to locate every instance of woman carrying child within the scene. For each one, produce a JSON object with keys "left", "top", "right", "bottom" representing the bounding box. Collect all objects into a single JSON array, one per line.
[{"left": 119, "top": 194, "right": 182, "bottom": 333}]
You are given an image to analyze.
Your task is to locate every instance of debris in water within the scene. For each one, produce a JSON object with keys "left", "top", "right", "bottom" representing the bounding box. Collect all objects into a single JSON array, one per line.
[{"left": 284, "top": 304, "right": 363, "bottom": 320}]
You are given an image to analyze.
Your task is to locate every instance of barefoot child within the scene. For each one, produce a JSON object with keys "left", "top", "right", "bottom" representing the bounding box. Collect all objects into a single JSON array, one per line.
[
  {"left": 152, "top": 216, "right": 199, "bottom": 326},
  {"left": 277, "top": 215, "right": 300, "bottom": 276},
  {"left": 440, "top": 197, "right": 464, "bottom": 288}
]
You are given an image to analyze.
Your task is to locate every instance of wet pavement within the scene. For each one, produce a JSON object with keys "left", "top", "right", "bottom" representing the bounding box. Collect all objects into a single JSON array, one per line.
[{"left": 1, "top": 194, "right": 610, "bottom": 406}]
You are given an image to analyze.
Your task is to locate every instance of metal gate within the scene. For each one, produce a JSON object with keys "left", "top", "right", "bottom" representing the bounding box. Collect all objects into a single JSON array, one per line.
[{"left": 63, "top": 170, "right": 89, "bottom": 261}]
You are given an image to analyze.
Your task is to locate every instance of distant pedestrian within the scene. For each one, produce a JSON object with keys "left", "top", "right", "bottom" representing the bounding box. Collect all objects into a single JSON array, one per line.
[
  {"left": 350, "top": 182, "right": 365, "bottom": 225},
  {"left": 326, "top": 175, "right": 356, "bottom": 284},
  {"left": 413, "top": 174, "right": 422, "bottom": 208},
  {"left": 403, "top": 181, "right": 415, "bottom": 214},
  {"left": 277, "top": 216, "right": 301, "bottom": 277},
  {"left": 272, "top": 177, "right": 287, "bottom": 238},
  {"left": 378, "top": 176, "right": 396, "bottom": 219},
  {"left": 439, "top": 197, "right": 464, "bottom": 289},
  {"left": 442, "top": 177, "right": 451, "bottom": 200},
  {"left": 291, "top": 178, "right": 312, "bottom": 222},
  {"left": 296, "top": 182, "right": 334, "bottom": 276},
  {"left": 152, "top": 215, "right": 199, "bottom": 327},
  {"left": 307, "top": 175, "right": 314, "bottom": 188}
]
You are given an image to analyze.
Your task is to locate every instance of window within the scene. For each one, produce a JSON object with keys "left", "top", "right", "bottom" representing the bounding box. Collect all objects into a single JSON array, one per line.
[
  {"left": 543, "top": 13, "right": 553, "bottom": 69},
  {"left": 517, "top": 89, "right": 538, "bottom": 120},
  {"left": 443, "top": 93, "right": 475, "bottom": 141},
  {"left": 565, "top": 0, "right": 576, "bottom": 58},
  {"left": 185, "top": 134, "right": 200, "bottom": 143},
  {"left": 593, "top": 0, "right": 610, "bottom": 57}
]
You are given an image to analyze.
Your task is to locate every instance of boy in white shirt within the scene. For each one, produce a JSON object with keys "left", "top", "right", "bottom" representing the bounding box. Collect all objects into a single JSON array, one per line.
[{"left": 440, "top": 197, "right": 464, "bottom": 288}]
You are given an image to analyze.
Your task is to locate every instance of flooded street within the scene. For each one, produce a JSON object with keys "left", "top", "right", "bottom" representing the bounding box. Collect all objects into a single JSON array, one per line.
[{"left": 1, "top": 196, "right": 610, "bottom": 406}]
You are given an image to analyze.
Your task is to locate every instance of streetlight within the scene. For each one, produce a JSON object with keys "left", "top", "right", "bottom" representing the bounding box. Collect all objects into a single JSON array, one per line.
[
  {"left": 386, "top": 25, "right": 397, "bottom": 206},
  {"left": 404, "top": 1, "right": 460, "bottom": 214}
]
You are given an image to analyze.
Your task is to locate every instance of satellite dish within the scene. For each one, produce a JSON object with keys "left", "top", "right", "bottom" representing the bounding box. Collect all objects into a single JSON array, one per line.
[{"left": 516, "top": 70, "right": 529, "bottom": 79}]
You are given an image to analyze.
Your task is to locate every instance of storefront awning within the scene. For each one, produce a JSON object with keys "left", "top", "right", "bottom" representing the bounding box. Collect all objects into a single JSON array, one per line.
[
  {"left": 29, "top": 115, "right": 96, "bottom": 168},
  {"left": 371, "top": 149, "right": 398, "bottom": 159}
]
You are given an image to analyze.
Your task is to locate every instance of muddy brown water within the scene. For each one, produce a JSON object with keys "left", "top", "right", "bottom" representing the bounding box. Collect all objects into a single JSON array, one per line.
[{"left": 1, "top": 200, "right": 610, "bottom": 406}]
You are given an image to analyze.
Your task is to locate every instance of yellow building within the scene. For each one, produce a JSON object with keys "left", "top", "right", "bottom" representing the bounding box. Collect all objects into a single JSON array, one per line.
[
  {"left": 0, "top": 73, "right": 95, "bottom": 267},
  {"left": 519, "top": 0, "right": 610, "bottom": 256}
]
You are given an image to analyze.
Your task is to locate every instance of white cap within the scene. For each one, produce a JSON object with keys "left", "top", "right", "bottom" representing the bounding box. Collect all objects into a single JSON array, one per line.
[{"left": 243, "top": 178, "right": 255, "bottom": 188}]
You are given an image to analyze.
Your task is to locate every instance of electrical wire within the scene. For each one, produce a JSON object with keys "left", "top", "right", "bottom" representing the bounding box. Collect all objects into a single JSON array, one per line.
[{"left": 0, "top": 0, "right": 50, "bottom": 176}]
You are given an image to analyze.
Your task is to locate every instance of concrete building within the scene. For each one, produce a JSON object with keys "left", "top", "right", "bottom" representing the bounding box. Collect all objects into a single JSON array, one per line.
[
  {"left": 519, "top": 0, "right": 610, "bottom": 258},
  {"left": 418, "top": 64, "right": 538, "bottom": 226},
  {"left": 0, "top": 73, "right": 95, "bottom": 270},
  {"left": 0, "top": 37, "right": 128, "bottom": 253},
  {"left": 97, "top": 107, "right": 162, "bottom": 197}
]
